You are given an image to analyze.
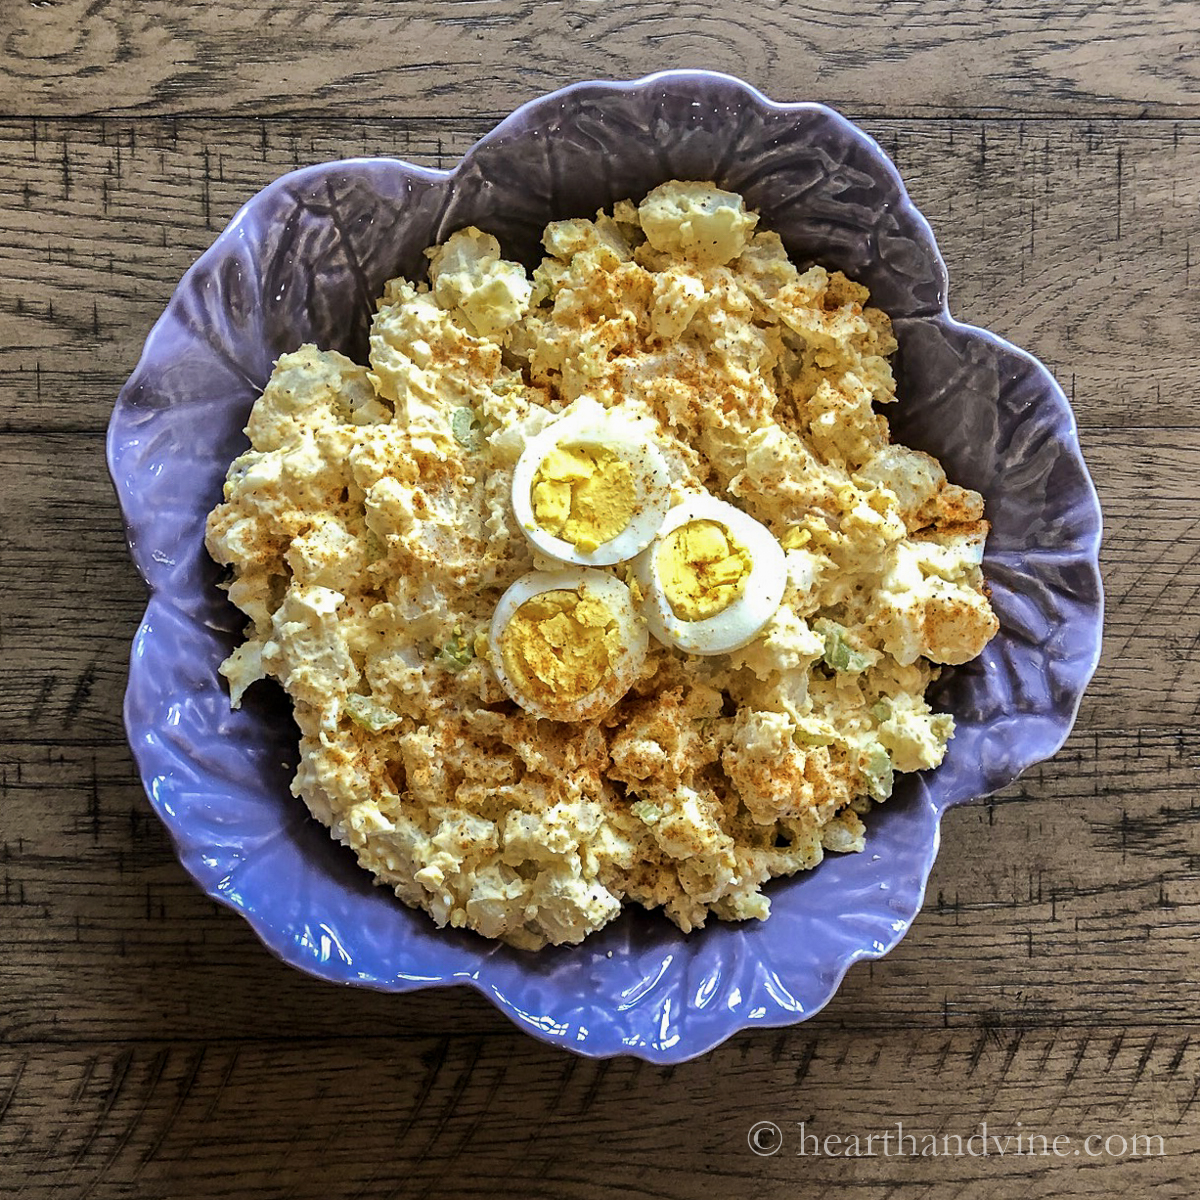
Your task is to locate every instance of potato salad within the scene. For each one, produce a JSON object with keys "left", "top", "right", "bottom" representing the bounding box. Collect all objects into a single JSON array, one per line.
[{"left": 205, "top": 181, "right": 999, "bottom": 950}]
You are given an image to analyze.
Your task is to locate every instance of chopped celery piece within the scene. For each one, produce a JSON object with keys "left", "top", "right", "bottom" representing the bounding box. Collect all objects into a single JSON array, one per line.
[
  {"left": 435, "top": 632, "right": 475, "bottom": 672},
  {"left": 451, "top": 407, "right": 483, "bottom": 451},
  {"left": 862, "top": 743, "right": 894, "bottom": 801},
  {"left": 817, "top": 619, "right": 873, "bottom": 673},
  {"left": 793, "top": 717, "right": 837, "bottom": 747},
  {"left": 363, "top": 530, "right": 385, "bottom": 564},
  {"left": 345, "top": 694, "right": 400, "bottom": 732},
  {"left": 630, "top": 800, "right": 662, "bottom": 825}
]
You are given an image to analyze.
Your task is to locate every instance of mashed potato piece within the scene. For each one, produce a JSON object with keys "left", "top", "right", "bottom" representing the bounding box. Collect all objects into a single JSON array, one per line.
[{"left": 206, "top": 180, "right": 999, "bottom": 950}]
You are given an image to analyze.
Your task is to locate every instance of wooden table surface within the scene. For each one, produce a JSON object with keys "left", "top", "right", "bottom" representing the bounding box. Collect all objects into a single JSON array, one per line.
[{"left": 2, "top": 2, "right": 1198, "bottom": 1196}]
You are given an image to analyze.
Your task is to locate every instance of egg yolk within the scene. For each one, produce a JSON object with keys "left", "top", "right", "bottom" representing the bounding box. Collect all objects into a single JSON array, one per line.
[
  {"left": 500, "top": 589, "right": 619, "bottom": 704},
  {"left": 657, "top": 519, "right": 753, "bottom": 620},
  {"left": 531, "top": 445, "right": 636, "bottom": 553}
]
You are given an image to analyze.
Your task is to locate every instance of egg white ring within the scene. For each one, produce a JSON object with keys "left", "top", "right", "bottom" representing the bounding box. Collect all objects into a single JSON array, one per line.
[
  {"left": 633, "top": 495, "right": 787, "bottom": 655},
  {"left": 511, "top": 415, "right": 672, "bottom": 567},
  {"left": 488, "top": 568, "right": 649, "bottom": 721}
]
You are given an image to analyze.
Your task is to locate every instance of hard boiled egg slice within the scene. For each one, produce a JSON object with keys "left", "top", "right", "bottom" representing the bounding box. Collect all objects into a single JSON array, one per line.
[
  {"left": 512, "top": 402, "right": 671, "bottom": 567},
  {"left": 634, "top": 495, "right": 787, "bottom": 655},
  {"left": 489, "top": 568, "right": 649, "bottom": 721}
]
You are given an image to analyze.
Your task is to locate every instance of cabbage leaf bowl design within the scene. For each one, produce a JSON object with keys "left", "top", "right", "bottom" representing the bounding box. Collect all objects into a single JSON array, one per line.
[{"left": 107, "top": 71, "right": 1103, "bottom": 1063}]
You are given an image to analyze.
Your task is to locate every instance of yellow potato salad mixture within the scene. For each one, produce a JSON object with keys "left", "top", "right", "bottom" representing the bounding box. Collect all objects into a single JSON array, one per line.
[{"left": 206, "top": 181, "right": 999, "bottom": 950}]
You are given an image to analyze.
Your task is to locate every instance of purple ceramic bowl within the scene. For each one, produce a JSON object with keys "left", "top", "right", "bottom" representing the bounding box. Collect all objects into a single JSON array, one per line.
[{"left": 107, "top": 71, "right": 1103, "bottom": 1063}]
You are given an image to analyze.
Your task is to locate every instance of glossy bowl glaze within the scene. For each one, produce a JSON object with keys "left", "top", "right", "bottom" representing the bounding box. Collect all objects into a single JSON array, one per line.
[{"left": 107, "top": 71, "right": 1104, "bottom": 1063}]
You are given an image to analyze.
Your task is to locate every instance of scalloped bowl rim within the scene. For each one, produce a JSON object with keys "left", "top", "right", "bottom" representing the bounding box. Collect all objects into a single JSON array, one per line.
[{"left": 107, "top": 70, "right": 1104, "bottom": 1063}]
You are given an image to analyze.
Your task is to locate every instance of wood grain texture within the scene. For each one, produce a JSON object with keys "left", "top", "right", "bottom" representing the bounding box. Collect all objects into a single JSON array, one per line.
[
  {"left": 3, "top": 0, "right": 1200, "bottom": 120},
  {"left": 0, "top": 728, "right": 1198, "bottom": 1044},
  {"left": 0, "top": 1030, "right": 1195, "bottom": 1199},
  {"left": 2, "top": 117, "right": 1198, "bottom": 435},
  {"left": 0, "top": 426, "right": 1178, "bottom": 741},
  {"left": 2, "top": 3, "right": 1198, "bottom": 1196}
]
